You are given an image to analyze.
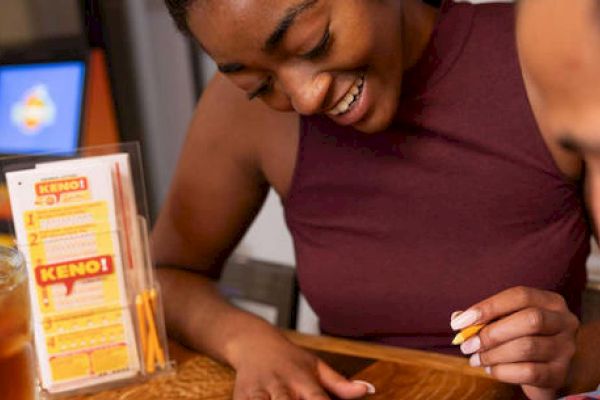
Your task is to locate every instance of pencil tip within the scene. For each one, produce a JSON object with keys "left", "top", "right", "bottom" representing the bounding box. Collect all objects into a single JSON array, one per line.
[{"left": 451, "top": 333, "right": 464, "bottom": 345}]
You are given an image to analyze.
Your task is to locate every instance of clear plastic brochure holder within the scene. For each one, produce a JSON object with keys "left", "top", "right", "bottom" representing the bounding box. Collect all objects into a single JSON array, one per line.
[{"left": 0, "top": 143, "right": 173, "bottom": 398}]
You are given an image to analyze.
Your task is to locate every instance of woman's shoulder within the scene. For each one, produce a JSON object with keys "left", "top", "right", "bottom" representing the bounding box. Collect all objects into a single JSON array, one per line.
[{"left": 193, "top": 74, "right": 300, "bottom": 196}]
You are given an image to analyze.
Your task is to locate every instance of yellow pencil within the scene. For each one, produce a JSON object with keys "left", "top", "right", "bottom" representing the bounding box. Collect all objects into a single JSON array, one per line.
[
  {"left": 142, "top": 291, "right": 157, "bottom": 373},
  {"left": 149, "top": 288, "right": 157, "bottom": 312},
  {"left": 146, "top": 333, "right": 156, "bottom": 374},
  {"left": 142, "top": 289, "right": 167, "bottom": 372},
  {"left": 148, "top": 288, "right": 166, "bottom": 368},
  {"left": 135, "top": 294, "right": 148, "bottom": 358},
  {"left": 452, "top": 324, "right": 485, "bottom": 345}
]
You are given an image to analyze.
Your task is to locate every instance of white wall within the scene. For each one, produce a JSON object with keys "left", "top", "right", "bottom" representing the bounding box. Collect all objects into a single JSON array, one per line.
[
  {"left": 233, "top": 190, "right": 320, "bottom": 334},
  {"left": 236, "top": 191, "right": 295, "bottom": 265}
]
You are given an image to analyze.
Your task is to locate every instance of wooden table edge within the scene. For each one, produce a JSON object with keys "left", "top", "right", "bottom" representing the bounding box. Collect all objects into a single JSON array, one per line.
[{"left": 284, "top": 330, "right": 491, "bottom": 379}]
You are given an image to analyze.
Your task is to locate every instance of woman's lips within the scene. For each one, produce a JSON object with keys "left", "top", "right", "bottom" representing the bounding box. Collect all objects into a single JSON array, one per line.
[
  {"left": 327, "top": 73, "right": 369, "bottom": 126},
  {"left": 327, "top": 74, "right": 365, "bottom": 116}
]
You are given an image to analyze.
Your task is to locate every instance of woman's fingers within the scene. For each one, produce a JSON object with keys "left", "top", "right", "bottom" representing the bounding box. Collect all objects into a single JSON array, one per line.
[
  {"left": 472, "top": 335, "right": 574, "bottom": 367},
  {"left": 481, "top": 307, "right": 570, "bottom": 347},
  {"left": 316, "top": 360, "right": 375, "bottom": 399},
  {"left": 453, "top": 287, "right": 580, "bottom": 397},
  {"left": 235, "top": 378, "right": 329, "bottom": 400},
  {"left": 266, "top": 381, "right": 297, "bottom": 400},
  {"left": 451, "top": 287, "right": 570, "bottom": 331},
  {"left": 234, "top": 387, "right": 274, "bottom": 400},
  {"left": 229, "top": 332, "right": 373, "bottom": 400},
  {"left": 487, "top": 361, "right": 569, "bottom": 389},
  {"left": 522, "top": 385, "right": 560, "bottom": 400},
  {"left": 291, "top": 370, "right": 331, "bottom": 400},
  {"left": 459, "top": 308, "right": 568, "bottom": 355},
  {"left": 238, "top": 360, "right": 374, "bottom": 400}
]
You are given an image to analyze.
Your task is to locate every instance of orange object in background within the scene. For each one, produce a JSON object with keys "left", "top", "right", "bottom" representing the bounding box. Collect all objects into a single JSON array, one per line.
[
  {"left": 0, "top": 185, "right": 13, "bottom": 246},
  {"left": 0, "top": 248, "right": 35, "bottom": 400},
  {"left": 82, "top": 49, "right": 120, "bottom": 147},
  {"left": 0, "top": 185, "right": 10, "bottom": 220}
]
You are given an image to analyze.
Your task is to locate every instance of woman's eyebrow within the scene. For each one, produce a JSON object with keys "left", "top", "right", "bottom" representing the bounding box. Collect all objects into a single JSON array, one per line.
[
  {"left": 216, "top": 0, "right": 318, "bottom": 74},
  {"left": 263, "top": 0, "right": 319, "bottom": 52}
]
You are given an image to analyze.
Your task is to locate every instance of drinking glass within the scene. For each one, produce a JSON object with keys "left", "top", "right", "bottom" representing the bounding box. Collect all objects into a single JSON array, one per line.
[{"left": 0, "top": 246, "right": 35, "bottom": 400}]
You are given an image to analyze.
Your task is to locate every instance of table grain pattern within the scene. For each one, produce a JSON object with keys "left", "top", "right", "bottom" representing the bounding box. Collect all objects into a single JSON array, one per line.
[{"left": 68, "top": 332, "right": 524, "bottom": 399}]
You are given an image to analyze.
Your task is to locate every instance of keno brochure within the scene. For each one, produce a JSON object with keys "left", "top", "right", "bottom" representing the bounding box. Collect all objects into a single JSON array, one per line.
[{"left": 5, "top": 152, "right": 169, "bottom": 396}]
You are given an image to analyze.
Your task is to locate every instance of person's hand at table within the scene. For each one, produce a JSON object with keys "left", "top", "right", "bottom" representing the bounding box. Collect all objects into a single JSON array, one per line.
[
  {"left": 451, "top": 286, "right": 579, "bottom": 400},
  {"left": 228, "top": 326, "right": 375, "bottom": 400}
]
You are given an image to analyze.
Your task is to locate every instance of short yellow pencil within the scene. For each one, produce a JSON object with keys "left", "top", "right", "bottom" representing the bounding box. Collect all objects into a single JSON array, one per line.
[
  {"left": 135, "top": 294, "right": 148, "bottom": 357},
  {"left": 146, "top": 335, "right": 156, "bottom": 374},
  {"left": 142, "top": 291, "right": 157, "bottom": 373},
  {"left": 452, "top": 324, "right": 485, "bottom": 345},
  {"left": 142, "top": 289, "right": 166, "bottom": 372},
  {"left": 148, "top": 288, "right": 166, "bottom": 368},
  {"left": 149, "top": 288, "right": 157, "bottom": 312}
]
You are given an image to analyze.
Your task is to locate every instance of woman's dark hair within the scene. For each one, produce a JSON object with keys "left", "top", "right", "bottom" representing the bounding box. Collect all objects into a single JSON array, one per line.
[
  {"left": 165, "top": 0, "right": 444, "bottom": 36},
  {"left": 164, "top": 0, "right": 195, "bottom": 36}
]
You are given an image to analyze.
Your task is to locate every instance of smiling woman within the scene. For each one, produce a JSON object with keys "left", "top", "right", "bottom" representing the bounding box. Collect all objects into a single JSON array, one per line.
[
  {"left": 154, "top": 0, "right": 600, "bottom": 399},
  {"left": 182, "top": 0, "right": 416, "bottom": 132}
]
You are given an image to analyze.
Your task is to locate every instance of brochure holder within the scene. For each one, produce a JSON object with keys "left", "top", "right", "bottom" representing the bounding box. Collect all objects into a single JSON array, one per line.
[{"left": 0, "top": 143, "right": 173, "bottom": 398}]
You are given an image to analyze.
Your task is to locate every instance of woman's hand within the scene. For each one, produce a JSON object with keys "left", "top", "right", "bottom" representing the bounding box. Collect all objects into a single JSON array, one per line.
[
  {"left": 229, "top": 328, "right": 375, "bottom": 400},
  {"left": 451, "top": 286, "right": 579, "bottom": 400}
]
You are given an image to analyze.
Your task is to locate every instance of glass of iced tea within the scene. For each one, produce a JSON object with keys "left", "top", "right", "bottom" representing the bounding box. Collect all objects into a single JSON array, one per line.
[{"left": 0, "top": 246, "right": 35, "bottom": 400}]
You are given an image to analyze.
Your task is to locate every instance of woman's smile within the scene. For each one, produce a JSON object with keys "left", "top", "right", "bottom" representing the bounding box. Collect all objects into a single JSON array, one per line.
[
  {"left": 327, "top": 73, "right": 364, "bottom": 116},
  {"left": 327, "top": 72, "right": 369, "bottom": 126}
]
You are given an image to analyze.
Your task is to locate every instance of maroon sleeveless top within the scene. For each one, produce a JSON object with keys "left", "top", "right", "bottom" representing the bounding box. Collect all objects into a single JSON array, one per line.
[{"left": 283, "top": 1, "right": 590, "bottom": 354}]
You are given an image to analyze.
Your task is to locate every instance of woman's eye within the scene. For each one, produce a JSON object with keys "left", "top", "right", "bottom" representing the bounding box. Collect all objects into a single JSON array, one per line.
[
  {"left": 248, "top": 78, "right": 273, "bottom": 100},
  {"left": 301, "top": 29, "right": 332, "bottom": 60}
]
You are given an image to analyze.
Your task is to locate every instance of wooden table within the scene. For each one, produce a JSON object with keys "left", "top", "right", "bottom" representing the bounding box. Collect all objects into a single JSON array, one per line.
[{"left": 70, "top": 331, "right": 525, "bottom": 399}]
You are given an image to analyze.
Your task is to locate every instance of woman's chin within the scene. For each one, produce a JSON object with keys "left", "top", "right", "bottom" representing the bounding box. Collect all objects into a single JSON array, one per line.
[{"left": 353, "top": 107, "right": 396, "bottom": 134}]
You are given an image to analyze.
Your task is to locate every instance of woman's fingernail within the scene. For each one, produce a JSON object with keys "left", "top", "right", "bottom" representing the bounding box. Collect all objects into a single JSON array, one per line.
[
  {"left": 460, "top": 336, "right": 481, "bottom": 355},
  {"left": 469, "top": 353, "right": 481, "bottom": 367},
  {"left": 450, "top": 309, "right": 481, "bottom": 330},
  {"left": 450, "top": 310, "right": 463, "bottom": 320},
  {"left": 353, "top": 380, "right": 376, "bottom": 394},
  {"left": 485, "top": 366, "right": 492, "bottom": 375}
]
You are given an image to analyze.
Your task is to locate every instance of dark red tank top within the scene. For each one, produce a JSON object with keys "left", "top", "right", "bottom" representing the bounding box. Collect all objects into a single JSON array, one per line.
[{"left": 283, "top": 1, "right": 590, "bottom": 354}]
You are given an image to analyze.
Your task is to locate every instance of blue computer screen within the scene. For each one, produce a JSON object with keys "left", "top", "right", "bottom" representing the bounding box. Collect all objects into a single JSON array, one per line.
[{"left": 0, "top": 61, "right": 85, "bottom": 155}]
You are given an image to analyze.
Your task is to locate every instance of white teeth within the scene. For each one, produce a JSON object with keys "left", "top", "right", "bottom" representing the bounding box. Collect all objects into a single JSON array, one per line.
[
  {"left": 328, "top": 74, "right": 365, "bottom": 116},
  {"left": 337, "top": 102, "right": 350, "bottom": 113}
]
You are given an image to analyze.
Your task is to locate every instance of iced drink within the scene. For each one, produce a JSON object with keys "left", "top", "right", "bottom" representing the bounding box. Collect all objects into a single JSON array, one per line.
[{"left": 0, "top": 247, "right": 35, "bottom": 400}]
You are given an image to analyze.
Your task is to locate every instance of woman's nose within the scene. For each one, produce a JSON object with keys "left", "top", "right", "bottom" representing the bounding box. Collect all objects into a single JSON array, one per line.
[{"left": 278, "top": 66, "right": 332, "bottom": 115}]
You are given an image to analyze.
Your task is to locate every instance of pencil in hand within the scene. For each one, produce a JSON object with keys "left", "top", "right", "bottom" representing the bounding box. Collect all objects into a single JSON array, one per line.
[{"left": 452, "top": 324, "right": 485, "bottom": 345}]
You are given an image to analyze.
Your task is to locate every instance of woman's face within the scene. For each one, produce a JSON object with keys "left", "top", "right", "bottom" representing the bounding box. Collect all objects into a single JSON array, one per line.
[
  {"left": 188, "top": 0, "right": 406, "bottom": 133},
  {"left": 517, "top": 0, "right": 600, "bottom": 148}
]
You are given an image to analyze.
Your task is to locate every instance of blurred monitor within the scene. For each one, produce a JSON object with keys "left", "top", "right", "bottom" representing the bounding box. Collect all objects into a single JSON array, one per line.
[{"left": 0, "top": 60, "right": 86, "bottom": 156}]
